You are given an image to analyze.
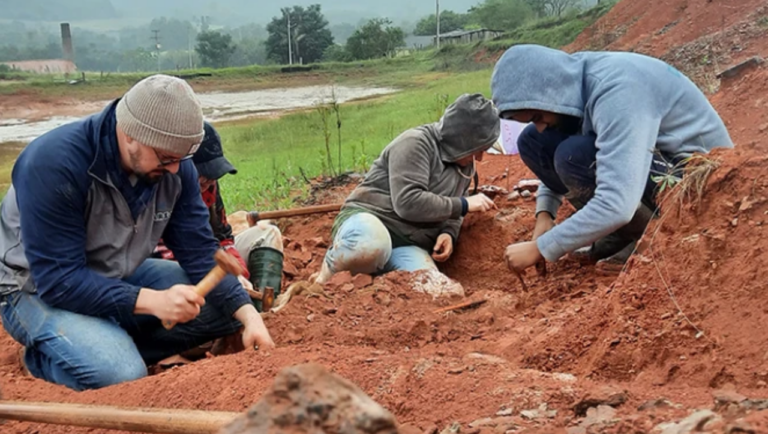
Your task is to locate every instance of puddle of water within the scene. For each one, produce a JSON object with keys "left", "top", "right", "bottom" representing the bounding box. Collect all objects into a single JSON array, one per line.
[{"left": 0, "top": 85, "right": 397, "bottom": 144}]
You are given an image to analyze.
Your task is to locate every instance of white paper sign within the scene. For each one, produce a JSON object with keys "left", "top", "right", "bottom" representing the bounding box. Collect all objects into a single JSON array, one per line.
[{"left": 500, "top": 119, "right": 528, "bottom": 155}]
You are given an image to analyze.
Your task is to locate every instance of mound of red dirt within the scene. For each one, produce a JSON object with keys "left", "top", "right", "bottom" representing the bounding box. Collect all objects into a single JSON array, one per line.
[
  {"left": 568, "top": 0, "right": 768, "bottom": 93},
  {"left": 569, "top": 0, "right": 766, "bottom": 56},
  {"left": 5, "top": 2, "right": 768, "bottom": 431}
]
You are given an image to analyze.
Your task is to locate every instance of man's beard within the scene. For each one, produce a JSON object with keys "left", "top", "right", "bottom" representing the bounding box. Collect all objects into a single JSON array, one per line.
[
  {"left": 137, "top": 172, "right": 166, "bottom": 185},
  {"left": 129, "top": 149, "right": 166, "bottom": 185}
]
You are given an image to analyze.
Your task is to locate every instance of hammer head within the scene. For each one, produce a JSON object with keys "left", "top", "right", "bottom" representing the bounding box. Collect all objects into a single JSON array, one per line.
[{"left": 214, "top": 249, "right": 246, "bottom": 277}]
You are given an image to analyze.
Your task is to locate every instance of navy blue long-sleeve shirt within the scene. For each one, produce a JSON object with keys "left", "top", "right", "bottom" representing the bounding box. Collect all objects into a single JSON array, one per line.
[{"left": 7, "top": 102, "right": 250, "bottom": 322}]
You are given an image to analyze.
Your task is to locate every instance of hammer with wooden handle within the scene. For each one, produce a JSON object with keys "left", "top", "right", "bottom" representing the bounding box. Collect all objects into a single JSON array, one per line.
[
  {"left": 162, "top": 249, "right": 245, "bottom": 330},
  {"left": 246, "top": 203, "right": 342, "bottom": 226}
]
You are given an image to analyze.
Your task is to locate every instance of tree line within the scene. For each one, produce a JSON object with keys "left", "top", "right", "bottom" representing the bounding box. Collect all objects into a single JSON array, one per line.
[{"left": 0, "top": 0, "right": 589, "bottom": 72}]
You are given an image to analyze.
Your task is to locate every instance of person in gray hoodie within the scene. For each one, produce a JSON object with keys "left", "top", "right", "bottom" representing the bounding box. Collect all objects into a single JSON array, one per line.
[
  {"left": 313, "top": 93, "right": 500, "bottom": 284},
  {"left": 490, "top": 44, "right": 734, "bottom": 273}
]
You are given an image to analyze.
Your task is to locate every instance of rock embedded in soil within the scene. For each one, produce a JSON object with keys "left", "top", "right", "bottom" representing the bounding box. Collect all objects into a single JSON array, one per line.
[
  {"left": 654, "top": 410, "right": 722, "bottom": 434},
  {"left": 326, "top": 271, "right": 354, "bottom": 291},
  {"left": 638, "top": 398, "right": 676, "bottom": 411},
  {"left": 220, "top": 363, "right": 399, "bottom": 434},
  {"left": 713, "top": 389, "right": 748, "bottom": 412},
  {"left": 353, "top": 273, "right": 374, "bottom": 289},
  {"left": 409, "top": 269, "right": 465, "bottom": 299},
  {"left": 572, "top": 386, "right": 628, "bottom": 416}
]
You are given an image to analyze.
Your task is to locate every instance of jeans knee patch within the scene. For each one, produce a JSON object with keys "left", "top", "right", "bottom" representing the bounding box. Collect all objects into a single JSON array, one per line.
[{"left": 87, "top": 360, "right": 147, "bottom": 389}]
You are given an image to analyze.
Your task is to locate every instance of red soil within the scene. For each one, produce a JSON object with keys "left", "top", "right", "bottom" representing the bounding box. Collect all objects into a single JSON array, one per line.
[{"left": 4, "top": 1, "right": 768, "bottom": 432}]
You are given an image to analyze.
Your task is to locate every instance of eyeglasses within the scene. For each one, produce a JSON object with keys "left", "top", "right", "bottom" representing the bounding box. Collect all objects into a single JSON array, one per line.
[{"left": 153, "top": 148, "right": 194, "bottom": 167}]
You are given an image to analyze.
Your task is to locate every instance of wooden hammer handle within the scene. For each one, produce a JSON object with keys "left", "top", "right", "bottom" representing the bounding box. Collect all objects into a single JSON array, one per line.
[
  {"left": 162, "top": 266, "right": 227, "bottom": 330},
  {"left": 247, "top": 203, "right": 342, "bottom": 225}
]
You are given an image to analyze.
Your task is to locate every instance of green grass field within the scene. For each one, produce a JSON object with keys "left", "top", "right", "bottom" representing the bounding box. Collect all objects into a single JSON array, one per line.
[
  {"left": 0, "top": 2, "right": 617, "bottom": 207},
  {"left": 216, "top": 69, "right": 493, "bottom": 211}
]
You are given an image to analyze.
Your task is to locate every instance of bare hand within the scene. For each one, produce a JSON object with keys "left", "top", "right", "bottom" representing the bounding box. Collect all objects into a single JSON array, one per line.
[
  {"left": 432, "top": 234, "right": 454, "bottom": 262},
  {"left": 154, "top": 285, "right": 205, "bottom": 324},
  {"left": 466, "top": 193, "right": 498, "bottom": 213},
  {"left": 238, "top": 275, "right": 254, "bottom": 292},
  {"left": 505, "top": 242, "right": 544, "bottom": 274},
  {"left": 234, "top": 305, "right": 276, "bottom": 350}
]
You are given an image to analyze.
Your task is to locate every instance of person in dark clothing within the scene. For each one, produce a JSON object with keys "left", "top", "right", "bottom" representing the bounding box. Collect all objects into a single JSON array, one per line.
[
  {"left": 313, "top": 93, "right": 500, "bottom": 285},
  {"left": 0, "top": 74, "right": 274, "bottom": 391},
  {"left": 153, "top": 122, "right": 284, "bottom": 311}
]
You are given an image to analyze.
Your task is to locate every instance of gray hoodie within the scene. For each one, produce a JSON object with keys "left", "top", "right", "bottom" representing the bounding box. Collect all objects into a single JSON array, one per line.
[
  {"left": 343, "top": 93, "right": 500, "bottom": 250},
  {"left": 491, "top": 45, "right": 734, "bottom": 261}
]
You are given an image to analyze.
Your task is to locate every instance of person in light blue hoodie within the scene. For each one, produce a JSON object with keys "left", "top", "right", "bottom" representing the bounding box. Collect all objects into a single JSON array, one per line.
[{"left": 490, "top": 44, "right": 734, "bottom": 273}]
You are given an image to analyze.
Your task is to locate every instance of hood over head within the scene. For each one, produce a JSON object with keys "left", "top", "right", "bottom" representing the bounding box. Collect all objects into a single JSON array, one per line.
[
  {"left": 491, "top": 44, "right": 585, "bottom": 119},
  {"left": 438, "top": 93, "right": 500, "bottom": 163}
]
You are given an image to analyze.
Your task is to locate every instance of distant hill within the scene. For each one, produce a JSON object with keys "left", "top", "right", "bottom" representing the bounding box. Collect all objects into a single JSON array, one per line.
[{"left": 0, "top": 0, "right": 118, "bottom": 21}]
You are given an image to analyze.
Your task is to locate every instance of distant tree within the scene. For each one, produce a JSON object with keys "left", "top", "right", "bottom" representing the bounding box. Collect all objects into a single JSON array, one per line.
[
  {"left": 346, "top": 18, "right": 405, "bottom": 61},
  {"left": 196, "top": 30, "right": 236, "bottom": 68},
  {"left": 523, "top": 0, "right": 581, "bottom": 17},
  {"left": 266, "top": 4, "right": 334, "bottom": 64},
  {"left": 543, "top": 0, "right": 581, "bottom": 16},
  {"left": 330, "top": 23, "right": 357, "bottom": 44},
  {"left": 227, "top": 23, "right": 268, "bottom": 67},
  {"left": 468, "top": 0, "right": 534, "bottom": 30},
  {"left": 322, "top": 44, "right": 353, "bottom": 62},
  {"left": 148, "top": 18, "right": 197, "bottom": 51},
  {"left": 414, "top": 11, "right": 468, "bottom": 36},
  {"left": 119, "top": 47, "right": 156, "bottom": 71},
  {"left": 522, "top": 0, "right": 548, "bottom": 17},
  {"left": 229, "top": 39, "right": 267, "bottom": 66},
  {"left": 229, "top": 23, "right": 268, "bottom": 42}
]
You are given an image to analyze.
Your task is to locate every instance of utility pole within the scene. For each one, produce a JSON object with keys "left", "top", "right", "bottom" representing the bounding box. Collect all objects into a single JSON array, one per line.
[
  {"left": 286, "top": 10, "right": 293, "bottom": 65},
  {"left": 187, "top": 20, "right": 193, "bottom": 69},
  {"left": 151, "top": 29, "right": 162, "bottom": 71},
  {"left": 436, "top": 0, "right": 441, "bottom": 50}
]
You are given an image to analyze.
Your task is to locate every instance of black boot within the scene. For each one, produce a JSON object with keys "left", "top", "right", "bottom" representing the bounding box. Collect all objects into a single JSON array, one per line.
[
  {"left": 572, "top": 203, "right": 656, "bottom": 264},
  {"left": 247, "top": 247, "right": 284, "bottom": 312}
]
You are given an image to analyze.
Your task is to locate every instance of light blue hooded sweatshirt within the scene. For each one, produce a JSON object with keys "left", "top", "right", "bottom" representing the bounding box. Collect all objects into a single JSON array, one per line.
[{"left": 491, "top": 45, "right": 734, "bottom": 262}]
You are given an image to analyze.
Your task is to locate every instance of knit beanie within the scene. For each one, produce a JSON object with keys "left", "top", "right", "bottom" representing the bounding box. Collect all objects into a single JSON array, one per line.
[{"left": 116, "top": 74, "right": 205, "bottom": 156}]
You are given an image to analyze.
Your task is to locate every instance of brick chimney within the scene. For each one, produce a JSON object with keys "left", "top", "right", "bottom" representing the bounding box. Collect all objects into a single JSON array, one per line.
[{"left": 60, "top": 23, "right": 74, "bottom": 61}]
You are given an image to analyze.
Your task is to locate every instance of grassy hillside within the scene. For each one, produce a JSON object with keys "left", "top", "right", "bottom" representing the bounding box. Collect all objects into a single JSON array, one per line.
[{"left": 217, "top": 70, "right": 491, "bottom": 210}]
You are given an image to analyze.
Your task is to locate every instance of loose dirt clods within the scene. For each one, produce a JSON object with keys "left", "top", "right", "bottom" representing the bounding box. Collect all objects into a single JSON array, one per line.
[{"left": 3, "top": 0, "right": 768, "bottom": 432}]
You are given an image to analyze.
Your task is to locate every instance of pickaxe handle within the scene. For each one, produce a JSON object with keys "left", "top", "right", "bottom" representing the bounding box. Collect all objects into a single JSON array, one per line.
[
  {"left": 246, "top": 203, "right": 341, "bottom": 226},
  {"left": 0, "top": 400, "right": 239, "bottom": 434}
]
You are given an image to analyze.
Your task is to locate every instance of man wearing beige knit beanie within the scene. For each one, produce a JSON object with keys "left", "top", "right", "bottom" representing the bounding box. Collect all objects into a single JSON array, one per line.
[{"left": 0, "top": 74, "right": 274, "bottom": 391}]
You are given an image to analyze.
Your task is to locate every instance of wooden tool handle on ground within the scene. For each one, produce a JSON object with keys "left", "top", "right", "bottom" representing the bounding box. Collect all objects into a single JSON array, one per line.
[
  {"left": 0, "top": 401, "right": 239, "bottom": 434},
  {"left": 247, "top": 203, "right": 342, "bottom": 225}
]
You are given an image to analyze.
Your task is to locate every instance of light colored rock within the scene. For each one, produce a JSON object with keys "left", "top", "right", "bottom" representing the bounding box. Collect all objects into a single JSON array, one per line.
[
  {"left": 410, "top": 269, "right": 465, "bottom": 298},
  {"left": 440, "top": 422, "right": 461, "bottom": 434},
  {"left": 552, "top": 373, "right": 577, "bottom": 383},
  {"left": 583, "top": 405, "right": 617, "bottom": 426},
  {"left": 469, "top": 418, "right": 496, "bottom": 428},
  {"left": 658, "top": 410, "right": 721, "bottom": 434}
]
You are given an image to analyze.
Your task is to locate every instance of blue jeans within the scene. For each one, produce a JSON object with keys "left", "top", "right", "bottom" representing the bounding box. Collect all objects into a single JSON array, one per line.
[
  {"left": 517, "top": 124, "right": 681, "bottom": 210},
  {"left": 0, "top": 259, "right": 241, "bottom": 391},
  {"left": 324, "top": 213, "right": 437, "bottom": 275}
]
